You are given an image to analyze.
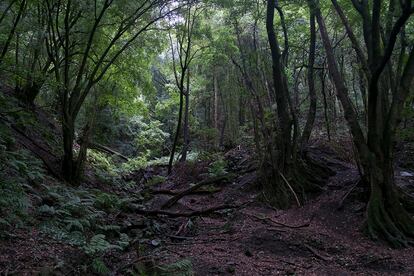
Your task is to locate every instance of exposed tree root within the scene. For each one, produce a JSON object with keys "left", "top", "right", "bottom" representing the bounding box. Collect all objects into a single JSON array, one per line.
[
  {"left": 247, "top": 212, "right": 312, "bottom": 229},
  {"left": 364, "top": 196, "right": 414, "bottom": 248}
]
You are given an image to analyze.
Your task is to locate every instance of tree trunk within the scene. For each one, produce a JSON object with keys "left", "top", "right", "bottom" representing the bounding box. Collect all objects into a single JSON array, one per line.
[
  {"left": 213, "top": 70, "right": 219, "bottom": 130},
  {"left": 312, "top": 0, "right": 414, "bottom": 247},
  {"left": 364, "top": 150, "right": 414, "bottom": 248},
  {"left": 301, "top": 12, "right": 317, "bottom": 150},
  {"left": 62, "top": 115, "right": 75, "bottom": 182},
  {"left": 168, "top": 88, "right": 184, "bottom": 174},
  {"left": 180, "top": 71, "right": 190, "bottom": 162},
  {"left": 73, "top": 119, "right": 94, "bottom": 183},
  {"left": 266, "top": 0, "right": 293, "bottom": 170},
  {"left": 22, "top": 82, "right": 42, "bottom": 104},
  {"left": 320, "top": 70, "right": 331, "bottom": 141}
]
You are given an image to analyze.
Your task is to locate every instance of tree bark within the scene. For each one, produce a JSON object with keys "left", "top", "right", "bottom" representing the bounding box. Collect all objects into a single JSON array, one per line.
[
  {"left": 168, "top": 87, "right": 184, "bottom": 174},
  {"left": 301, "top": 12, "right": 317, "bottom": 150},
  {"left": 266, "top": 0, "right": 293, "bottom": 169},
  {"left": 180, "top": 70, "right": 190, "bottom": 162}
]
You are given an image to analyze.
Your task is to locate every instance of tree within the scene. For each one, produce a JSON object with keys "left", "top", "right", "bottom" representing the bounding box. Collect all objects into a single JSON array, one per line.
[
  {"left": 300, "top": 7, "right": 317, "bottom": 150},
  {"left": 310, "top": 0, "right": 414, "bottom": 247},
  {"left": 167, "top": 2, "right": 205, "bottom": 173},
  {"left": 44, "top": 0, "right": 178, "bottom": 183},
  {"left": 0, "top": 0, "right": 26, "bottom": 67}
]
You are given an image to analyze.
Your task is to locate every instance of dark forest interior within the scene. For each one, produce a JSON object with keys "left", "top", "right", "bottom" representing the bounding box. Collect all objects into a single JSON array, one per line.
[{"left": 0, "top": 0, "right": 414, "bottom": 274}]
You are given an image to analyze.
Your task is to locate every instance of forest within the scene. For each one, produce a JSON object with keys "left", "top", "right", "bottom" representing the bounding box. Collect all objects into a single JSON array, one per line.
[{"left": 0, "top": 0, "right": 413, "bottom": 274}]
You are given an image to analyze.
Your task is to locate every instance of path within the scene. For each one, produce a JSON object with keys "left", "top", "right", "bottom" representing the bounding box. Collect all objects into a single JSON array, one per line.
[{"left": 151, "top": 147, "right": 414, "bottom": 275}]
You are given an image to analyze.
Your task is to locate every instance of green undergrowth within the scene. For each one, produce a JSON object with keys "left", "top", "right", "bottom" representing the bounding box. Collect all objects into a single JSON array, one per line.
[
  {"left": 36, "top": 183, "right": 194, "bottom": 275},
  {"left": 0, "top": 123, "right": 46, "bottom": 230},
  {"left": 37, "top": 184, "right": 137, "bottom": 245}
]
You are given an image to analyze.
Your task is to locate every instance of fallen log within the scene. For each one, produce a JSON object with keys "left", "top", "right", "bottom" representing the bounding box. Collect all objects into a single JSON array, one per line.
[
  {"left": 161, "top": 174, "right": 230, "bottom": 209},
  {"left": 87, "top": 142, "right": 129, "bottom": 161}
]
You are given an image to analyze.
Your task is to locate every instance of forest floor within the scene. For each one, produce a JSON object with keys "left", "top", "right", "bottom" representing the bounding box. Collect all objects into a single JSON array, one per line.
[
  {"left": 145, "top": 146, "right": 414, "bottom": 275},
  {"left": 1, "top": 92, "right": 414, "bottom": 275},
  {"left": 2, "top": 143, "right": 414, "bottom": 275}
]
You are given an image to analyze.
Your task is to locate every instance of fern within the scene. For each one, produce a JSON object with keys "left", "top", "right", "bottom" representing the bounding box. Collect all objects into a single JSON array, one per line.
[
  {"left": 0, "top": 178, "right": 30, "bottom": 226},
  {"left": 158, "top": 259, "right": 194, "bottom": 276},
  {"left": 83, "top": 234, "right": 121, "bottom": 256},
  {"left": 94, "top": 192, "right": 121, "bottom": 211},
  {"left": 91, "top": 258, "right": 111, "bottom": 276},
  {"left": 98, "top": 224, "right": 121, "bottom": 233},
  {"left": 117, "top": 233, "right": 130, "bottom": 249},
  {"left": 208, "top": 157, "right": 228, "bottom": 177},
  {"left": 38, "top": 204, "right": 57, "bottom": 216}
]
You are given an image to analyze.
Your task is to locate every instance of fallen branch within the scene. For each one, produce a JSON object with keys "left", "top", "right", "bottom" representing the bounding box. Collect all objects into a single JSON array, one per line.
[
  {"left": 152, "top": 187, "right": 222, "bottom": 196},
  {"left": 132, "top": 203, "right": 241, "bottom": 218},
  {"left": 304, "top": 244, "right": 332, "bottom": 261},
  {"left": 248, "top": 212, "right": 312, "bottom": 229},
  {"left": 161, "top": 174, "right": 230, "bottom": 209}
]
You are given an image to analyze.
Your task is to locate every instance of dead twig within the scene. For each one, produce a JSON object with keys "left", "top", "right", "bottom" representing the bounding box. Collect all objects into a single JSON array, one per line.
[
  {"left": 278, "top": 170, "right": 301, "bottom": 207},
  {"left": 175, "top": 218, "right": 191, "bottom": 235}
]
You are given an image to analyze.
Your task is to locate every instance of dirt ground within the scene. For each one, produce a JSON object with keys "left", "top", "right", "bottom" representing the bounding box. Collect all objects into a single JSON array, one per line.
[
  {"left": 1, "top": 145, "right": 414, "bottom": 275},
  {"left": 149, "top": 147, "right": 414, "bottom": 275}
]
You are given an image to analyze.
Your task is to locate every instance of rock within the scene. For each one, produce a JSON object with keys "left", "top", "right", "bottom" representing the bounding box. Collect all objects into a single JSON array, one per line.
[
  {"left": 151, "top": 239, "right": 161, "bottom": 247},
  {"left": 244, "top": 249, "right": 253, "bottom": 257},
  {"left": 226, "top": 266, "right": 236, "bottom": 273},
  {"left": 400, "top": 171, "right": 413, "bottom": 177}
]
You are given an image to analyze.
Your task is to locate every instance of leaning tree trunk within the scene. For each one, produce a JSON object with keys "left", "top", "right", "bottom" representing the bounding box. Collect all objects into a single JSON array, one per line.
[{"left": 168, "top": 85, "right": 184, "bottom": 174}]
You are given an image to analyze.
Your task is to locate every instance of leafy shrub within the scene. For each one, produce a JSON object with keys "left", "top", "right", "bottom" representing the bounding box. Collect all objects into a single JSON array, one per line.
[
  {"left": 120, "top": 155, "right": 148, "bottom": 174},
  {"left": 133, "top": 118, "right": 169, "bottom": 158},
  {"left": 88, "top": 150, "right": 121, "bottom": 184}
]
